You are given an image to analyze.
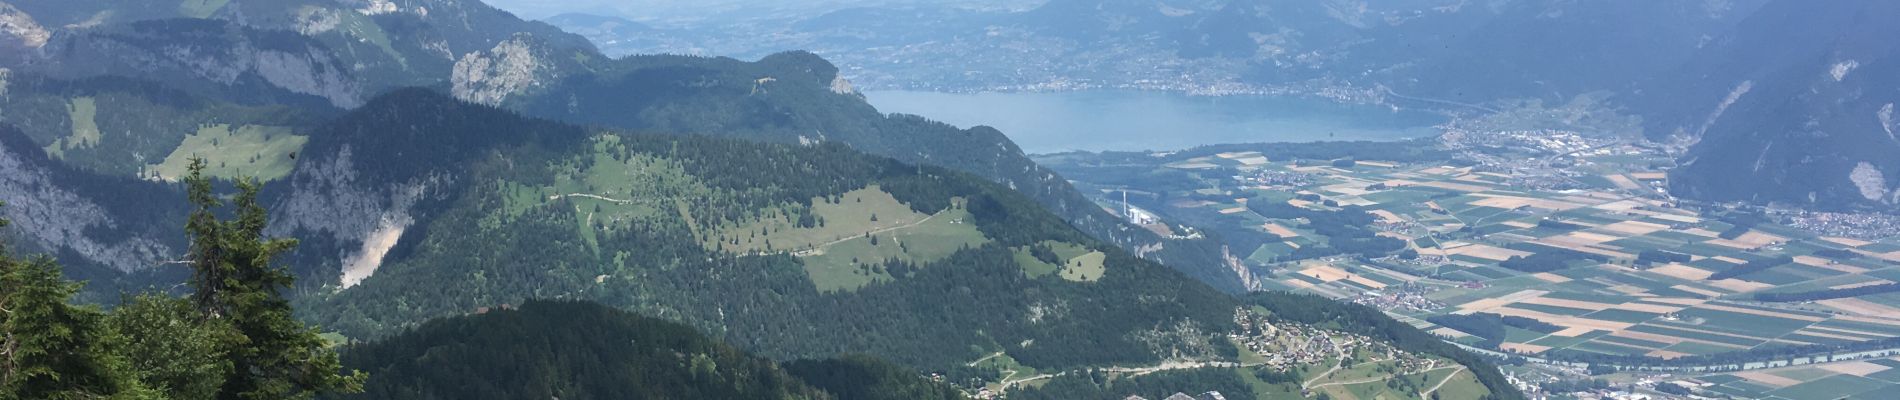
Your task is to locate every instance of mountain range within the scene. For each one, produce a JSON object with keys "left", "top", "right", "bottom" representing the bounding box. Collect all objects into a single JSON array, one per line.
[
  {"left": 0, "top": 0, "right": 1519, "bottom": 398},
  {"left": 1, "top": 0, "right": 1248, "bottom": 292},
  {"left": 545, "top": 0, "right": 1900, "bottom": 211}
]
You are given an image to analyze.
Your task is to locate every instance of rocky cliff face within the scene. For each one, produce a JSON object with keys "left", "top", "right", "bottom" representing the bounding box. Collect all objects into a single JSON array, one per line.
[
  {"left": 270, "top": 147, "right": 445, "bottom": 287},
  {"left": 0, "top": 2, "right": 50, "bottom": 49},
  {"left": 29, "top": 19, "right": 365, "bottom": 108},
  {"left": 0, "top": 136, "right": 170, "bottom": 273},
  {"left": 251, "top": 44, "right": 365, "bottom": 108},
  {"left": 451, "top": 34, "right": 550, "bottom": 107}
]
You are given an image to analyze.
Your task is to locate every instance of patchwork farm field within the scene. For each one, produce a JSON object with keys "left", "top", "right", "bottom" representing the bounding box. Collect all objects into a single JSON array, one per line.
[
  {"left": 1039, "top": 142, "right": 1900, "bottom": 379},
  {"left": 1686, "top": 356, "right": 1900, "bottom": 400}
]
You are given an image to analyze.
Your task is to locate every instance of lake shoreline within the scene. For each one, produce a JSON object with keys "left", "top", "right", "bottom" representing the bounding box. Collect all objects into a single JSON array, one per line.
[{"left": 865, "top": 89, "right": 1447, "bottom": 154}]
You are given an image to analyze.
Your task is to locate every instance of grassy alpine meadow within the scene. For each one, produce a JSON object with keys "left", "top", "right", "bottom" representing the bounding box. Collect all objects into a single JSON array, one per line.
[{"left": 146, "top": 124, "right": 307, "bottom": 182}]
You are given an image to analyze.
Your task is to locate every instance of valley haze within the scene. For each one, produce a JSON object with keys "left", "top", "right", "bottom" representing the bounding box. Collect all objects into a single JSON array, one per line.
[{"left": 0, "top": 1, "right": 1897, "bottom": 400}]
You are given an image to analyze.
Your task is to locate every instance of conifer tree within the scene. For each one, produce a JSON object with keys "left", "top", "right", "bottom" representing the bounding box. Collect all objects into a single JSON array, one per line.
[
  {"left": 1, "top": 257, "right": 122, "bottom": 399},
  {"left": 107, "top": 293, "right": 231, "bottom": 399},
  {"left": 182, "top": 159, "right": 364, "bottom": 400},
  {"left": 0, "top": 203, "right": 149, "bottom": 399}
]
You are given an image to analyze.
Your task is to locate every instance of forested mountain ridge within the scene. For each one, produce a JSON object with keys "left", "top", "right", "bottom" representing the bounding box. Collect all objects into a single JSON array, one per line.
[
  {"left": 0, "top": 86, "right": 1519, "bottom": 398},
  {"left": 506, "top": 49, "right": 1250, "bottom": 291},
  {"left": 0, "top": 0, "right": 1250, "bottom": 292},
  {"left": 550, "top": 0, "right": 1766, "bottom": 101},
  {"left": 285, "top": 89, "right": 1515, "bottom": 398},
  {"left": 0, "top": 1, "right": 1529, "bottom": 397},
  {"left": 287, "top": 88, "right": 1241, "bottom": 372}
]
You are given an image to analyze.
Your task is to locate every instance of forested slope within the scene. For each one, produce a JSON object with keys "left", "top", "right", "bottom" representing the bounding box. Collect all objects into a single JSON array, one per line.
[
  {"left": 292, "top": 89, "right": 1241, "bottom": 374},
  {"left": 1, "top": 0, "right": 1248, "bottom": 292},
  {"left": 339, "top": 300, "right": 961, "bottom": 400}
]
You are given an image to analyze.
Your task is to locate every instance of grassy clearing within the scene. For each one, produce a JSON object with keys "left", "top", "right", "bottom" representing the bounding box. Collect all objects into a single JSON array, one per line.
[
  {"left": 43, "top": 97, "right": 101, "bottom": 159},
  {"left": 496, "top": 137, "right": 718, "bottom": 249},
  {"left": 178, "top": 0, "right": 231, "bottom": 18},
  {"left": 712, "top": 186, "right": 928, "bottom": 254},
  {"left": 800, "top": 205, "right": 988, "bottom": 292},
  {"left": 699, "top": 184, "right": 992, "bottom": 291},
  {"left": 146, "top": 124, "right": 305, "bottom": 182},
  {"left": 1059, "top": 251, "right": 1106, "bottom": 282},
  {"left": 1012, "top": 247, "right": 1061, "bottom": 277},
  {"left": 1012, "top": 241, "right": 1106, "bottom": 281},
  {"left": 1429, "top": 370, "right": 1489, "bottom": 400},
  {"left": 971, "top": 353, "right": 1039, "bottom": 393}
]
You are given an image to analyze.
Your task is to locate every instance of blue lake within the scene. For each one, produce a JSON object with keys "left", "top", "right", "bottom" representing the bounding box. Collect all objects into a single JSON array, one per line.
[{"left": 864, "top": 90, "right": 1444, "bottom": 154}]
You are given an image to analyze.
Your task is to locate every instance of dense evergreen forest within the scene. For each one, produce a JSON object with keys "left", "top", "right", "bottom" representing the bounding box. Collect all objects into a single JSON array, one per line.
[{"left": 339, "top": 300, "right": 960, "bottom": 400}]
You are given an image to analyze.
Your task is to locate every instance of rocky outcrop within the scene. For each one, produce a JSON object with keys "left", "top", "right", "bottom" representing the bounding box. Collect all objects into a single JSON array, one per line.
[
  {"left": 829, "top": 75, "right": 857, "bottom": 95},
  {"left": 293, "top": 6, "right": 342, "bottom": 35},
  {"left": 1850, "top": 162, "right": 1891, "bottom": 204},
  {"left": 451, "top": 34, "right": 547, "bottom": 106},
  {"left": 0, "top": 2, "right": 50, "bottom": 49},
  {"left": 253, "top": 47, "right": 361, "bottom": 107}
]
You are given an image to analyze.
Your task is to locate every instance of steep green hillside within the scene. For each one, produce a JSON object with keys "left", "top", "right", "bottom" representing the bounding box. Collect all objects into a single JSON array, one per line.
[
  {"left": 0, "top": 75, "right": 327, "bottom": 176},
  {"left": 340, "top": 300, "right": 961, "bottom": 400},
  {"left": 273, "top": 90, "right": 1519, "bottom": 399},
  {"left": 0, "top": 88, "right": 1521, "bottom": 399},
  {"left": 506, "top": 51, "right": 1247, "bottom": 291},
  {"left": 291, "top": 89, "right": 1239, "bottom": 373},
  {"left": 0, "top": 2, "right": 1536, "bottom": 397},
  {"left": 1, "top": 0, "right": 1248, "bottom": 293}
]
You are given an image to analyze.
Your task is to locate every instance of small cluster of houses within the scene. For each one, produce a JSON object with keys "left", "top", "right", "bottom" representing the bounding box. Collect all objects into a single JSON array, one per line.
[
  {"left": 1237, "top": 170, "right": 1317, "bottom": 189},
  {"left": 1785, "top": 209, "right": 1900, "bottom": 239},
  {"left": 1229, "top": 308, "right": 1391, "bottom": 371},
  {"left": 1350, "top": 285, "right": 1445, "bottom": 314}
]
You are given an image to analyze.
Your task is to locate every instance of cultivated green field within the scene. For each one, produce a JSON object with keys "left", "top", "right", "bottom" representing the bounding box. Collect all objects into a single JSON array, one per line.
[
  {"left": 1689, "top": 357, "right": 1900, "bottom": 400},
  {"left": 1043, "top": 136, "right": 1900, "bottom": 396}
]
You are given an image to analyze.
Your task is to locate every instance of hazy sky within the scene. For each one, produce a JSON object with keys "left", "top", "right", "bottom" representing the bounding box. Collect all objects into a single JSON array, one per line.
[{"left": 482, "top": 0, "right": 1038, "bottom": 22}]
